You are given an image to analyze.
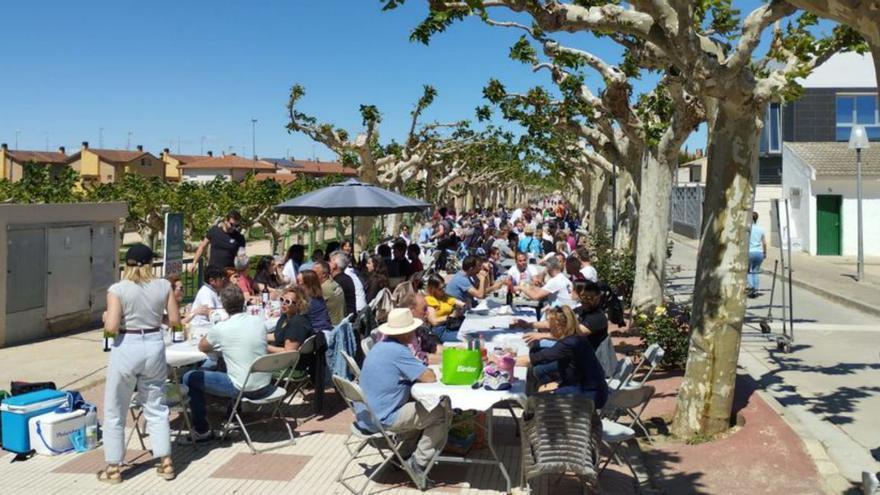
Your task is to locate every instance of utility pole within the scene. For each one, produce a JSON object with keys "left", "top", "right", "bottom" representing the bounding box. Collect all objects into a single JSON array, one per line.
[
  {"left": 99, "top": 127, "right": 104, "bottom": 148},
  {"left": 15, "top": 129, "right": 20, "bottom": 149},
  {"left": 44, "top": 132, "right": 49, "bottom": 151},
  {"left": 200, "top": 136, "right": 206, "bottom": 155},
  {"left": 251, "top": 118, "right": 258, "bottom": 174},
  {"left": 177, "top": 136, "right": 181, "bottom": 154},
  {"left": 126, "top": 130, "right": 132, "bottom": 150}
]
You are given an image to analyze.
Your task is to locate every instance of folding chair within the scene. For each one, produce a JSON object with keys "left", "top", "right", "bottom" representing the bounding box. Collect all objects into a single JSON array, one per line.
[
  {"left": 599, "top": 418, "right": 637, "bottom": 479},
  {"left": 219, "top": 350, "right": 299, "bottom": 454},
  {"left": 127, "top": 381, "right": 193, "bottom": 449},
  {"left": 331, "top": 375, "right": 428, "bottom": 494},
  {"left": 627, "top": 344, "right": 665, "bottom": 388},
  {"left": 341, "top": 351, "right": 361, "bottom": 380},
  {"left": 360, "top": 334, "right": 375, "bottom": 357},
  {"left": 606, "top": 357, "right": 635, "bottom": 390},
  {"left": 604, "top": 385, "right": 656, "bottom": 441},
  {"left": 281, "top": 334, "right": 318, "bottom": 409}
]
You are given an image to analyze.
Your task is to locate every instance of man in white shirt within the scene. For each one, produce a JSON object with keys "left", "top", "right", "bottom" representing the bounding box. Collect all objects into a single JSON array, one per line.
[
  {"left": 574, "top": 247, "right": 599, "bottom": 283},
  {"left": 507, "top": 252, "right": 541, "bottom": 287},
  {"left": 345, "top": 263, "right": 367, "bottom": 312},
  {"left": 519, "top": 257, "right": 572, "bottom": 305},
  {"left": 190, "top": 266, "right": 228, "bottom": 326}
]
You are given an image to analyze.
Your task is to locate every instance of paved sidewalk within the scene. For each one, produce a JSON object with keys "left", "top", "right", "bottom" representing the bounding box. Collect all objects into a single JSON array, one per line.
[{"left": 669, "top": 235, "right": 880, "bottom": 489}]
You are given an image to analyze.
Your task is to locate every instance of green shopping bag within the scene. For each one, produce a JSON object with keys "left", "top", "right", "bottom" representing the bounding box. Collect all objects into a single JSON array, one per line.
[{"left": 441, "top": 348, "right": 483, "bottom": 385}]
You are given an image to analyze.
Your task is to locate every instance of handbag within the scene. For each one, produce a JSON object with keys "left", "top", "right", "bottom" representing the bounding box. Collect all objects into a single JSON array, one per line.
[{"left": 441, "top": 348, "right": 483, "bottom": 385}]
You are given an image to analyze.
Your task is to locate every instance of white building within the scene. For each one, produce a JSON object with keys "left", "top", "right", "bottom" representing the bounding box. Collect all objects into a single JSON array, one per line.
[
  {"left": 178, "top": 154, "right": 277, "bottom": 183},
  {"left": 782, "top": 142, "right": 880, "bottom": 256}
]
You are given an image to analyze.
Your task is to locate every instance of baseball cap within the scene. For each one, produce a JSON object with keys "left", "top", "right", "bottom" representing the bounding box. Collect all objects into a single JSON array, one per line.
[{"left": 125, "top": 244, "right": 154, "bottom": 267}]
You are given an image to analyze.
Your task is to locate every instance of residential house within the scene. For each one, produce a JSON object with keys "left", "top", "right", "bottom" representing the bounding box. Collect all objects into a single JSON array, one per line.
[
  {"left": 780, "top": 51, "right": 878, "bottom": 256},
  {"left": 161, "top": 149, "right": 213, "bottom": 182},
  {"left": 263, "top": 158, "right": 358, "bottom": 178},
  {"left": 66, "top": 142, "right": 165, "bottom": 184},
  {"left": 0, "top": 144, "right": 68, "bottom": 182},
  {"left": 177, "top": 154, "right": 276, "bottom": 183}
]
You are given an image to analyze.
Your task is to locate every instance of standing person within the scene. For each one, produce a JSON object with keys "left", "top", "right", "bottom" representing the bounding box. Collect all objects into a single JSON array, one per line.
[
  {"left": 748, "top": 212, "right": 767, "bottom": 298},
  {"left": 314, "top": 261, "right": 345, "bottom": 326},
  {"left": 399, "top": 224, "right": 412, "bottom": 244},
  {"left": 517, "top": 226, "right": 542, "bottom": 260},
  {"left": 99, "top": 244, "right": 178, "bottom": 484},
  {"left": 329, "top": 251, "right": 357, "bottom": 319},
  {"left": 343, "top": 254, "right": 367, "bottom": 312},
  {"left": 388, "top": 240, "right": 412, "bottom": 278},
  {"left": 191, "top": 210, "right": 246, "bottom": 271},
  {"left": 418, "top": 221, "right": 434, "bottom": 244}
]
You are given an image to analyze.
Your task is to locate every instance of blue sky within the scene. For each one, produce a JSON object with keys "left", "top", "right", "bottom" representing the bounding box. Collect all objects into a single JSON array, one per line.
[{"left": 1, "top": 1, "right": 818, "bottom": 161}]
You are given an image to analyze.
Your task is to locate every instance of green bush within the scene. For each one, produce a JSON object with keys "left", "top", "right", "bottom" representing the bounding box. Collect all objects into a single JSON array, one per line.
[
  {"left": 589, "top": 228, "right": 636, "bottom": 305},
  {"left": 633, "top": 304, "right": 692, "bottom": 369}
]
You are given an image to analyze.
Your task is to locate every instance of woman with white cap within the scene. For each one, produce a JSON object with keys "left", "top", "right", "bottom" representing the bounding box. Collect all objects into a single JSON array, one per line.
[{"left": 99, "top": 244, "right": 179, "bottom": 484}]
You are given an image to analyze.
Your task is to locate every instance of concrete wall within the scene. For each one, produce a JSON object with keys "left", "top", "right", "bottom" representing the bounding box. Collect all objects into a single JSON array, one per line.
[
  {"left": 783, "top": 145, "right": 815, "bottom": 254},
  {"left": 0, "top": 202, "right": 127, "bottom": 347}
]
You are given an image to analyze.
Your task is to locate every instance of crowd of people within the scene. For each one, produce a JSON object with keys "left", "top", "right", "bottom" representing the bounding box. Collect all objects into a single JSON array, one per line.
[{"left": 99, "top": 199, "right": 618, "bottom": 485}]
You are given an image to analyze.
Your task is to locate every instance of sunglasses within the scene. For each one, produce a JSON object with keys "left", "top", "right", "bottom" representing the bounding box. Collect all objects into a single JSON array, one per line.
[{"left": 281, "top": 298, "right": 295, "bottom": 306}]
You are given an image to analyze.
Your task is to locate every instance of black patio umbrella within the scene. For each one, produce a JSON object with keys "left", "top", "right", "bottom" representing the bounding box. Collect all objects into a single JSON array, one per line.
[{"left": 274, "top": 178, "right": 431, "bottom": 250}]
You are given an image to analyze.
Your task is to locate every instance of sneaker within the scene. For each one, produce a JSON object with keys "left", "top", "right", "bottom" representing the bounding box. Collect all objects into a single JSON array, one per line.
[
  {"left": 863, "top": 471, "right": 879, "bottom": 495},
  {"left": 181, "top": 429, "right": 215, "bottom": 444}
]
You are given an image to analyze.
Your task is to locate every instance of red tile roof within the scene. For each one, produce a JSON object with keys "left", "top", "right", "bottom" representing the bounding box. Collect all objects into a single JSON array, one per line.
[
  {"left": 178, "top": 155, "right": 277, "bottom": 171},
  {"left": 293, "top": 160, "right": 358, "bottom": 176},
  {"left": 167, "top": 154, "right": 209, "bottom": 164},
  {"left": 5, "top": 150, "right": 68, "bottom": 164},
  {"left": 254, "top": 172, "right": 298, "bottom": 183},
  {"left": 87, "top": 148, "right": 149, "bottom": 163}
]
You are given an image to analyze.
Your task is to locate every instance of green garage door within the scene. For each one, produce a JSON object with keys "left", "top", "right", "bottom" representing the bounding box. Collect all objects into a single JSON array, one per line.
[{"left": 816, "top": 195, "right": 841, "bottom": 255}]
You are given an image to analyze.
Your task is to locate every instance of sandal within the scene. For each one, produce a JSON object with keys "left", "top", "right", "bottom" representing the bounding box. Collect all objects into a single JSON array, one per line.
[
  {"left": 156, "top": 460, "right": 175, "bottom": 481},
  {"left": 97, "top": 466, "right": 123, "bottom": 485}
]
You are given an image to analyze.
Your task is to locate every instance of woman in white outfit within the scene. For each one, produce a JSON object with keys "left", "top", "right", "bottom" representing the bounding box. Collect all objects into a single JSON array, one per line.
[{"left": 99, "top": 244, "right": 179, "bottom": 484}]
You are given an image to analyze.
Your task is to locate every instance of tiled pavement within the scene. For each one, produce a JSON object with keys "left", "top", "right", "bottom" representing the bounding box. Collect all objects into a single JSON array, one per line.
[{"left": 1, "top": 389, "right": 636, "bottom": 495}]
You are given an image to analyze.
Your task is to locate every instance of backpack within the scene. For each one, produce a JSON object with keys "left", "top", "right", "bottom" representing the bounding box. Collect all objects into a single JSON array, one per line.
[{"left": 598, "top": 282, "right": 625, "bottom": 326}]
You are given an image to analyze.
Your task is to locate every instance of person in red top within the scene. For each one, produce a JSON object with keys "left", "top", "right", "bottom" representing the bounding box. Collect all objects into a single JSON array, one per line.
[{"left": 234, "top": 255, "right": 256, "bottom": 302}]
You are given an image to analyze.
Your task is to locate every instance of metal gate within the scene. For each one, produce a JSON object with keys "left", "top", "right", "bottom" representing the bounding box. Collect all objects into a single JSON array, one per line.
[
  {"left": 671, "top": 185, "right": 704, "bottom": 239},
  {"left": 47, "top": 226, "right": 92, "bottom": 319}
]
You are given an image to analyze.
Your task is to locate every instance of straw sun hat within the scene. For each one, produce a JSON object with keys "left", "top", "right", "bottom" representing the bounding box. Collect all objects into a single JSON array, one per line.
[{"left": 378, "top": 308, "right": 423, "bottom": 336}]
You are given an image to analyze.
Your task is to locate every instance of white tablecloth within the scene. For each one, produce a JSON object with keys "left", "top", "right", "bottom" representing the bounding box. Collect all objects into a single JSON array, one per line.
[
  {"left": 411, "top": 365, "right": 528, "bottom": 412},
  {"left": 457, "top": 305, "right": 537, "bottom": 355},
  {"left": 165, "top": 341, "right": 208, "bottom": 368}
]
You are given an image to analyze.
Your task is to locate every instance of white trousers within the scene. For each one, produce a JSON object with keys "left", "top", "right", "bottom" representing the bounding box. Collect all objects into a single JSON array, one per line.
[{"left": 103, "top": 332, "right": 170, "bottom": 463}]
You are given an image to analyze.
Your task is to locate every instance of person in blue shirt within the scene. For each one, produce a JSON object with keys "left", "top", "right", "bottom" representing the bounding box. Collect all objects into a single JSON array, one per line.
[
  {"left": 748, "top": 212, "right": 767, "bottom": 298},
  {"left": 356, "top": 308, "right": 451, "bottom": 481},
  {"left": 418, "top": 221, "right": 434, "bottom": 244},
  {"left": 445, "top": 255, "right": 492, "bottom": 309},
  {"left": 517, "top": 225, "right": 542, "bottom": 259}
]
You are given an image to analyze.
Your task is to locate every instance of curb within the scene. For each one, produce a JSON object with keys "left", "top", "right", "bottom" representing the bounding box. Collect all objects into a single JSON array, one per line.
[{"left": 668, "top": 233, "right": 880, "bottom": 319}]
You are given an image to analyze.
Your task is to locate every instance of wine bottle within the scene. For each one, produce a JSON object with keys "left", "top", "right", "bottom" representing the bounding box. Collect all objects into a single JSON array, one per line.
[{"left": 261, "top": 285, "right": 270, "bottom": 307}]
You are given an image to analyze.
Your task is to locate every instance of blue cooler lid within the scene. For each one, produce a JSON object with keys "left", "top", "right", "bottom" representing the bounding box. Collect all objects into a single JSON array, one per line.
[{"left": 0, "top": 389, "right": 66, "bottom": 408}]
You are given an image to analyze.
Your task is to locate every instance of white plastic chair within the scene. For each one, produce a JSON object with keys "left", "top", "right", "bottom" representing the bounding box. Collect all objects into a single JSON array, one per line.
[
  {"left": 604, "top": 384, "right": 656, "bottom": 441},
  {"left": 606, "top": 357, "right": 635, "bottom": 390},
  {"left": 341, "top": 350, "right": 360, "bottom": 380},
  {"left": 600, "top": 419, "right": 637, "bottom": 478},
  {"left": 280, "top": 334, "right": 318, "bottom": 408},
  {"left": 220, "top": 350, "right": 300, "bottom": 454},
  {"left": 360, "top": 335, "right": 375, "bottom": 357},
  {"left": 626, "top": 344, "right": 665, "bottom": 388}
]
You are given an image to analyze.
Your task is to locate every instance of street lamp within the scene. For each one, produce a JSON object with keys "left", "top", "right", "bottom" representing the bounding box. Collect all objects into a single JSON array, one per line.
[{"left": 848, "top": 124, "right": 870, "bottom": 281}]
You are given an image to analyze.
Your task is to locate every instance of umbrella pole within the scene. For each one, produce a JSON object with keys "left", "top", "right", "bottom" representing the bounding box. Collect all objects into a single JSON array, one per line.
[{"left": 351, "top": 215, "right": 356, "bottom": 259}]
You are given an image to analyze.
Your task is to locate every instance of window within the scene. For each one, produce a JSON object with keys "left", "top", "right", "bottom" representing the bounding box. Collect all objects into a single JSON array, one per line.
[
  {"left": 760, "top": 103, "right": 782, "bottom": 154},
  {"left": 836, "top": 94, "right": 880, "bottom": 141}
]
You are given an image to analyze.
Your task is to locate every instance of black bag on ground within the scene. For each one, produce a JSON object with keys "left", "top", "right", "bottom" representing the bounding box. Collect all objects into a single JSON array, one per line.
[{"left": 10, "top": 381, "right": 57, "bottom": 396}]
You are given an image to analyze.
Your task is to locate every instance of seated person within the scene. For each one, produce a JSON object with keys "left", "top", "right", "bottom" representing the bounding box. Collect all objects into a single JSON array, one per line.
[
  {"left": 189, "top": 266, "right": 228, "bottom": 325},
  {"left": 423, "top": 274, "right": 466, "bottom": 342},
  {"left": 515, "top": 306, "right": 608, "bottom": 407},
  {"left": 388, "top": 240, "right": 413, "bottom": 278},
  {"left": 357, "top": 308, "right": 451, "bottom": 479},
  {"left": 446, "top": 255, "right": 503, "bottom": 309},
  {"left": 183, "top": 286, "right": 275, "bottom": 441},
  {"left": 297, "top": 269, "right": 334, "bottom": 333},
  {"left": 252, "top": 256, "right": 282, "bottom": 296},
  {"left": 517, "top": 257, "right": 572, "bottom": 305},
  {"left": 267, "top": 286, "right": 314, "bottom": 374},
  {"left": 507, "top": 251, "right": 541, "bottom": 288},
  {"left": 407, "top": 244, "right": 424, "bottom": 273},
  {"left": 519, "top": 280, "right": 609, "bottom": 351}
]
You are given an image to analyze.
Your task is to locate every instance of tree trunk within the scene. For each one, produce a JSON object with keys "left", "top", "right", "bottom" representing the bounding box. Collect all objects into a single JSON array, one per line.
[
  {"left": 593, "top": 173, "right": 609, "bottom": 233},
  {"left": 631, "top": 151, "right": 675, "bottom": 311},
  {"left": 672, "top": 100, "right": 761, "bottom": 438},
  {"left": 614, "top": 168, "right": 636, "bottom": 250}
]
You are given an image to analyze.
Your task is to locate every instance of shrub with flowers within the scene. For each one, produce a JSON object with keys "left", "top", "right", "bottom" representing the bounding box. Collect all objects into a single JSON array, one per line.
[
  {"left": 632, "top": 303, "right": 692, "bottom": 369},
  {"left": 588, "top": 228, "right": 636, "bottom": 305}
]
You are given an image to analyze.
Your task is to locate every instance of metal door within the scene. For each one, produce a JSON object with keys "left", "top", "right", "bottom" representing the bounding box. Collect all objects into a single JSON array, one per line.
[
  {"left": 46, "top": 226, "right": 92, "bottom": 318},
  {"left": 816, "top": 195, "right": 842, "bottom": 256},
  {"left": 6, "top": 228, "right": 47, "bottom": 314},
  {"left": 90, "top": 223, "right": 117, "bottom": 312}
]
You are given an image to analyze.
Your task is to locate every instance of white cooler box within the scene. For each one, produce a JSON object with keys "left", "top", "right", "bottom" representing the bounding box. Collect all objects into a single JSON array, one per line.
[{"left": 28, "top": 409, "right": 97, "bottom": 456}]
